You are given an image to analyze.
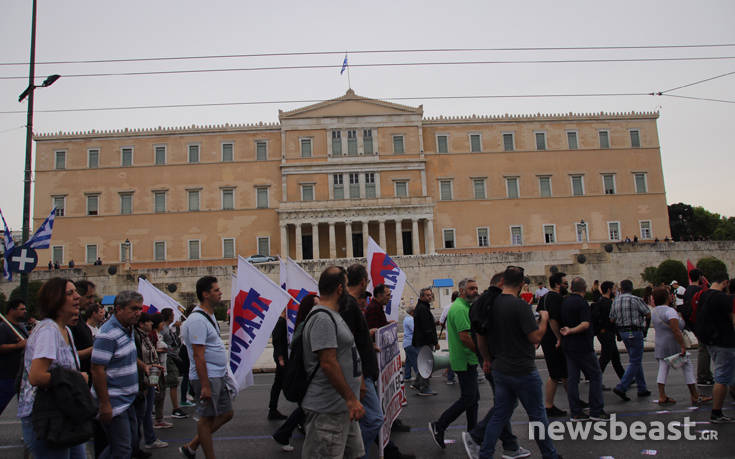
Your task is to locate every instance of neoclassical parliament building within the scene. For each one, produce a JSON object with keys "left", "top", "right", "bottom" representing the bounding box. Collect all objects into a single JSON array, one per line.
[{"left": 32, "top": 90, "right": 670, "bottom": 267}]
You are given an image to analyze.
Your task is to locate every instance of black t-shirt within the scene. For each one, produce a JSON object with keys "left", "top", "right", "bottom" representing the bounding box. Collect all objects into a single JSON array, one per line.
[
  {"left": 537, "top": 291, "right": 563, "bottom": 345},
  {"left": 70, "top": 319, "right": 94, "bottom": 374},
  {"left": 696, "top": 290, "right": 735, "bottom": 347},
  {"left": 488, "top": 294, "right": 539, "bottom": 376},
  {"left": 590, "top": 297, "right": 614, "bottom": 334},
  {"left": 340, "top": 294, "right": 379, "bottom": 381},
  {"left": 0, "top": 322, "right": 28, "bottom": 379},
  {"left": 560, "top": 294, "right": 594, "bottom": 353}
]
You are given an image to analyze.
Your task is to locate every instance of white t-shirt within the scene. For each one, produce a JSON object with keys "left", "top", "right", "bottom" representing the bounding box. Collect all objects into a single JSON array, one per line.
[{"left": 674, "top": 285, "right": 686, "bottom": 306}]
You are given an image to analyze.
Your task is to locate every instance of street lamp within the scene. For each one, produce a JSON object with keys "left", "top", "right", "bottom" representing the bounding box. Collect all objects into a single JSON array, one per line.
[
  {"left": 123, "top": 238, "right": 131, "bottom": 263},
  {"left": 578, "top": 219, "right": 588, "bottom": 242},
  {"left": 18, "top": 0, "right": 61, "bottom": 302}
]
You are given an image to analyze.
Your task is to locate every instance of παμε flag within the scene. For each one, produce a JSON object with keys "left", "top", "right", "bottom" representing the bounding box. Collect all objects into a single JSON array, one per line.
[{"left": 366, "top": 237, "right": 407, "bottom": 323}]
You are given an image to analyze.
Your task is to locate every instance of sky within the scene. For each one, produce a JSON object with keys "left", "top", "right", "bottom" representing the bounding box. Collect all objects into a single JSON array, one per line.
[{"left": 1, "top": 0, "right": 734, "bottom": 231}]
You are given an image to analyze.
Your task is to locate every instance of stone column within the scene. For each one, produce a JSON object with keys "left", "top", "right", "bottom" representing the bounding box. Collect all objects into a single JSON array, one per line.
[
  {"left": 294, "top": 223, "right": 302, "bottom": 261},
  {"left": 378, "top": 220, "right": 387, "bottom": 249},
  {"left": 395, "top": 219, "right": 404, "bottom": 255},
  {"left": 312, "top": 222, "right": 320, "bottom": 260},
  {"left": 328, "top": 222, "right": 336, "bottom": 259},
  {"left": 412, "top": 218, "right": 420, "bottom": 255},
  {"left": 362, "top": 221, "right": 369, "bottom": 255},
  {"left": 280, "top": 224, "right": 288, "bottom": 258},
  {"left": 425, "top": 218, "right": 435, "bottom": 254},
  {"left": 345, "top": 221, "right": 353, "bottom": 258}
]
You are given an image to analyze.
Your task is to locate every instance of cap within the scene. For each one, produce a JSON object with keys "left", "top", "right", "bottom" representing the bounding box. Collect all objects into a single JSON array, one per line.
[{"left": 670, "top": 280, "right": 679, "bottom": 285}]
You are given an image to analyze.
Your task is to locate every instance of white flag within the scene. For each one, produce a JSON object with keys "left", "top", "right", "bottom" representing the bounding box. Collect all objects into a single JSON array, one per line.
[
  {"left": 137, "top": 278, "right": 186, "bottom": 322},
  {"left": 229, "top": 256, "right": 292, "bottom": 391},
  {"left": 230, "top": 274, "right": 253, "bottom": 391},
  {"left": 366, "top": 237, "right": 407, "bottom": 323},
  {"left": 279, "top": 257, "right": 319, "bottom": 342}
]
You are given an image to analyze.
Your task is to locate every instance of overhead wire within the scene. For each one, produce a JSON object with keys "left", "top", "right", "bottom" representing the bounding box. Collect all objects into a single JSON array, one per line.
[
  {"left": 660, "top": 94, "right": 735, "bottom": 104},
  {"left": 659, "top": 69, "right": 735, "bottom": 93}
]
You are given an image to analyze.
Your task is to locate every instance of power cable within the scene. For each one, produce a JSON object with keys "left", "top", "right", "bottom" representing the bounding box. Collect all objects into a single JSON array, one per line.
[
  {"left": 660, "top": 70, "right": 735, "bottom": 93},
  {"left": 660, "top": 94, "right": 735, "bottom": 104}
]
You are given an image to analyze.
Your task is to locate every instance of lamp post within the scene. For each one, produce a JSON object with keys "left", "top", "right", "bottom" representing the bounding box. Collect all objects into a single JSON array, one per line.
[
  {"left": 578, "top": 219, "right": 588, "bottom": 242},
  {"left": 18, "top": 0, "right": 60, "bottom": 302},
  {"left": 123, "top": 238, "right": 131, "bottom": 265}
]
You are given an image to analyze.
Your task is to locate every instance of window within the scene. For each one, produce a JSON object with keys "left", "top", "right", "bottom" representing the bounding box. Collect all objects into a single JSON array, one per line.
[
  {"left": 301, "top": 184, "right": 314, "bottom": 201},
  {"left": 331, "top": 131, "right": 342, "bottom": 156},
  {"left": 539, "top": 176, "right": 552, "bottom": 197},
  {"left": 256, "top": 187, "right": 269, "bottom": 208},
  {"left": 640, "top": 221, "right": 652, "bottom": 240},
  {"left": 473, "top": 178, "right": 486, "bottom": 199},
  {"left": 443, "top": 229, "right": 455, "bottom": 249},
  {"left": 188, "top": 190, "right": 200, "bottom": 211},
  {"left": 255, "top": 141, "right": 268, "bottom": 161},
  {"left": 365, "top": 173, "right": 376, "bottom": 198},
  {"left": 333, "top": 174, "right": 344, "bottom": 199},
  {"left": 257, "top": 237, "right": 270, "bottom": 256},
  {"left": 571, "top": 175, "right": 584, "bottom": 196},
  {"left": 602, "top": 174, "right": 616, "bottom": 194},
  {"left": 506, "top": 177, "right": 519, "bottom": 199},
  {"left": 153, "top": 191, "right": 166, "bottom": 213},
  {"left": 121, "top": 148, "right": 133, "bottom": 167},
  {"left": 154, "top": 146, "right": 166, "bottom": 165},
  {"left": 363, "top": 129, "right": 373, "bottom": 155},
  {"left": 394, "top": 181, "right": 408, "bottom": 197},
  {"left": 52, "top": 246, "right": 63, "bottom": 264},
  {"left": 470, "top": 134, "right": 481, "bottom": 152},
  {"left": 608, "top": 222, "right": 621, "bottom": 241},
  {"left": 222, "top": 143, "right": 233, "bottom": 162},
  {"left": 503, "top": 133, "right": 514, "bottom": 152},
  {"left": 188, "top": 144, "right": 200, "bottom": 163},
  {"left": 437, "top": 135, "right": 448, "bottom": 153},
  {"left": 439, "top": 180, "right": 453, "bottom": 201},
  {"left": 85, "top": 245, "right": 97, "bottom": 264},
  {"left": 88, "top": 149, "right": 99, "bottom": 168},
  {"left": 188, "top": 240, "right": 200, "bottom": 260},
  {"left": 543, "top": 225, "right": 556, "bottom": 244},
  {"left": 223, "top": 238, "right": 235, "bottom": 258},
  {"left": 347, "top": 130, "right": 357, "bottom": 155},
  {"left": 392, "top": 135, "right": 404, "bottom": 154},
  {"left": 567, "top": 131, "right": 578, "bottom": 150},
  {"left": 119, "top": 193, "right": 133, "bottom": 215},
  {"left": 349, "top": 173, "right": 360, "bottom": 198},
  {"left": 120, "top": 241, "right": 133, "bottom": 263},
  {"left": 300, "top": 138, "right": 312, "bottom": 158},
  {"left": 55, "top": 151, "right": 66, "bottom": 169},
  {"left": 53, "top": 196, "right": 65, "bottom": 216},
  {"left": 154, "top": 241, "right": 166, "bottom": 261},
  {"left": 599, "top": 130, "right": 610, "bottom": 149},
  {"left": 477, "top": 227, "right": 489, "bottom": 247},
  {"left": 576, "top": 223, "right": 588, "bottom": 242},
  {"left": 535, "top": 132, "right": 546, "bottom": 150},
  {"left": 634, "top": 172, "right": 647, "bottom": 193},
  {"left": 221, "top": 188, "right": 234, "bottom": 210},
  {"left": 86, "top": 195, "right": 99, "bottom": 216},
  {"left": 630, "top": 129, "right": 641, "bottom": 148},
  {"left": 511, "top": 226, "right": 523, "bottom": 245}
]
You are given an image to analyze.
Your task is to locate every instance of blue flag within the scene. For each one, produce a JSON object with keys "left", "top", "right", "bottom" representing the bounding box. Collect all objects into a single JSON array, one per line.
[
  {"left": 27, "top": 208, "right": 55, "bottom": 250},
  {"left": 1, "top": 209, "right": 15, "bottom": 281},
  {"left": 340, "top": 54, "right": 348, "bottom": 75}
]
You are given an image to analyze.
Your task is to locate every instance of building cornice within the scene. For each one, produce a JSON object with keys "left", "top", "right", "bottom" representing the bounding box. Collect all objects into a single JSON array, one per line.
[
  {"left": 423, "top": 111, "right": 659, "bottom": 125},
  {"left": 34, "top": 122, "right": 281, "bottom": 141}
]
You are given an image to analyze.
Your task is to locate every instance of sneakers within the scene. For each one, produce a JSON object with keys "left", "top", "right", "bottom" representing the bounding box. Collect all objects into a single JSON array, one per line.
[
  {"left": 502, "top": 446, "right": 531, "bottom": 459},
  {"left": 446, "top": 379, "right": 456, "bottom": 385},
  {"left": 428, "top": 422, "right": 445, "bottom": 449},
  {"left": 417, "top": 389, "right": 437, "bottom": 397},
  {"left": 613, "top": 388, "right": 631, "bottom": 401},
  {"left": 153, "top": 420, "right": 173, "bottom": 429},
  {"left": 178, "top": 445, "right": 196, "bottom": 458},
  {"left": 462, "top": 432, "right": 480, "bottom": 459},
  {"left": 590, "top": 411, "right": 611, "bottom": 422},
  {"left": 546, "top": 405, "right": 567, "bottom": 418},
  {"left": 180, "top": 400, "right": 196, "bottom": 407},
  {"left": 637, "top": 390, "right": 652, "bottom": 397},
  {"left": 570, "top": 413, "right": 590, "bottom": 422},
  {"left": 268, "top": 409, "right": 288, "bottom": 420},
  {"left": 710, "top": 413, "right": 735, "bottom": 423},
  {"left": 172, "top": 408, "right": 188, "bottom": 419},
  {"left": 144, "top": 439, "right": 168, "bottom": 449},
  {"left": 281, "top": 444, "right": 294, "bottom": 452}
]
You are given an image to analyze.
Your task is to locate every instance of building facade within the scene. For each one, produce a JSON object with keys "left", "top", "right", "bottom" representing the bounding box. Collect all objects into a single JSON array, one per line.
[{"left": 32, "top": 90, "right": 670, "bottom": 267}]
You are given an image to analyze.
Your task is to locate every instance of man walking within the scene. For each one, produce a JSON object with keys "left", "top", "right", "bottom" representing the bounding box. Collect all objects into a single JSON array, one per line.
[
  {"left": 179, "top": 276, "right": 234, "bottom": 459},
  {"left": 403, "top": 306, "right": 419, "bottom": 381},
  {"left": 91, "top": 291, "right": 143, "bottom": 458},
  {"left": 161, "top": 308, "right": 188, "bottom": 420},
  {"left": 429, "top": 279, "right": 480, "bottom": 448},
  {"left": 268, "top": 309, "right": 288, "bottom": 420},
  {"left": 364, "top": 284, "right": 393, "bottom": 330},
  {"left": 684, "top": 269, "right": 713, "bottom": 385},
  {"left": 591, "top": 281, "right": 624, "bottom": 384},
  {"left": 560, "top": 277, "right": 608, "bottom": 421},
  {"left": 0, "top": 299, "right": 28, "bottom": 415},
  {"left": 301, "top": 266, "right": 365, "bottom": 458},
  {"left": 412, "top": 287, "right": 439, "bottom": 396},
  {"left": 536, "top": 272, "right": 569, "bottom": 417},
  {"left": 610, "top": 279, "right": 652, "bottom": 401}
]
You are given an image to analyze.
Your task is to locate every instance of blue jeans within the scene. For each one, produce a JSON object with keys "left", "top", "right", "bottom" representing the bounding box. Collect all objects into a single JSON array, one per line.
[
  {"left": 566, "top": 351, "right": 604, "bottom": 417},
  {"left": 134, "top": 386, "right": 157, "bottom": 445},
  {"left": 471, "top": 371, "right": 518, "bottom": 451},
  {"left": 359, "top": 378, "right": 384, "bottom": 459},
  {"left": 100, "top": 404, "right": 138, "bottom": 459},
  {"left": 481, "top": 369, "right": 558, "bottom": 459},
  {"left": 616, "top": 330, "right": 647, "bottom": 393},
  {"left": 0, "top": 378, "right": 16, "bottom": 416},
  {"left": 436, "top": 365, "right": 479, "bottom": 431},
  {"left": 447, "top": 368, "right": 456, "bottom": 382},
  {"left": 21, "top": 416, "right": 86, "bottom": 459},
  {"left": 403, "top": 345, "right": 419, "bottom": 379}
]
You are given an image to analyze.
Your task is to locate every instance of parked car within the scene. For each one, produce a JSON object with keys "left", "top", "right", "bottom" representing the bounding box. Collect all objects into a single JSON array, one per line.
[{"left": 245, "top": 254, "right": 278, "bottom": 263}]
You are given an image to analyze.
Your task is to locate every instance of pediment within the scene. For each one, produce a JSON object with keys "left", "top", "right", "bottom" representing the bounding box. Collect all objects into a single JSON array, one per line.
[{"left": 279, "top": 89, "right": 422, "bottom": 120}]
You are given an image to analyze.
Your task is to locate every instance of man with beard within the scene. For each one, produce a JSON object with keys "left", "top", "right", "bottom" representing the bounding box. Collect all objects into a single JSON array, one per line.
[{"left": 412, "top": 287, "right": 439, "bottom": 396}]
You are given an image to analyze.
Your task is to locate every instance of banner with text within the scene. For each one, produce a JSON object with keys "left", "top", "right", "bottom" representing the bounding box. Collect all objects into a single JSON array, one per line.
[
  {"left": 366, "top": 237, "right": 406, "bottom": 323},
  {"left": 376, "top": 322, "right": 406, "bottom": 453},
  {"left": 279, "top": 257, "right": 318, "bottom": 342},
  {"left": 137, "top": 278, "right": 186, "bottom": 322}
]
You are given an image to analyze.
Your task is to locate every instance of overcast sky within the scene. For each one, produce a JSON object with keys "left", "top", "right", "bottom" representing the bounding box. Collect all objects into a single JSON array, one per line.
[{"left": 1, "top": 0, "right": 734, "bottom": 230}]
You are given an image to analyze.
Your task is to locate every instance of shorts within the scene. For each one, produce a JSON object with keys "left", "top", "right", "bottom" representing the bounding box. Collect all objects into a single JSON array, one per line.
[
  {"left": 165, "top": 358, "right": 180, "bottom": 387},
  {"left": 709, "top": 346, "right": 735, "bottom": 385},
  {"left": 190, "top": 377, "right": 232, "bottom": 417},
  {"left": 302, "top": 409, "right": 364, "bottom": 459},
  {"left": 541, "top": 339, "right": 567, "bottom": 381}
]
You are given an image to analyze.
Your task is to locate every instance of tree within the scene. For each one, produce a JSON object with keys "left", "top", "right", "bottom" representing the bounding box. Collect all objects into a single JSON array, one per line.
[
  {"left": 697, "top": 257, "right": 728, "bottom": 281},
  {"left": 656, "top": 259, "right": 688, "bottom": 286},
  {"left": 641, "top": 266, "right": 658, "bottom": 284},
  {"left": 9, "top": 280, "right": 44, "bottom": 319},
  {"left": 668, "top": 202, "right": 735, "bottom": 241}
]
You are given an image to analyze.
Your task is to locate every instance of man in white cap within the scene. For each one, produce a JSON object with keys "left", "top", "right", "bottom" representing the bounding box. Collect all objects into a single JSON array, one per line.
[{"left": 670, "top": 280, "right": 685, "bottom": 309}]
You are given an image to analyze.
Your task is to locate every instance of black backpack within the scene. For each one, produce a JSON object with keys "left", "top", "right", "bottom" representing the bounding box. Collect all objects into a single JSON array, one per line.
[{"left": 282, "top": 309, "right": 337, "bottom": 404}]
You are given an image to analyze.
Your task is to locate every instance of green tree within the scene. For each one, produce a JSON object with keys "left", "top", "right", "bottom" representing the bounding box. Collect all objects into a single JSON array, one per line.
[
  {"left": 668, "top": 203, "right": 735, "bottom": 241},
  {"left": 713, "top": 217, "right": 735, "bottom": 241},
  {"left": 10, "top": 280, "right": 44, "bottom": 319},
  {"left": 641, "top": 266, "right": 658, "bottom": 284},
  {"left": 656, "top": 259, "right": 688, "bottom": 286},
  {"left": 697, "top": 257, "right": 728, "bottom": 280}
]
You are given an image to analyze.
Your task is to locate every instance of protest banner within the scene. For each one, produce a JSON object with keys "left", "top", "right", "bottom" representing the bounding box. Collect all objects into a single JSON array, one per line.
[
  {"left": 137, "top": 278, "right": 186, "bottom": 322},
  {"left": 367, "top": 237, "right": 407, "bottom": 323},
  {"left": 279, "top": 256, "right": 318, "bottom": 342},
  {"left": 376, "top": 322, "right": 406, "bottom": 454}
]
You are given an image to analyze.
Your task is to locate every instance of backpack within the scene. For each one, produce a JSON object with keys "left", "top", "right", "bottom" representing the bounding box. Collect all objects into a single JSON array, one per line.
[
  {"left": 694, "top": 289, "right": 719, "bottom": 344},
  {"left": 469, "top": 286, "right": 501, "bottom": 336},
  {"left": 679, "top": 285, "right": 702, "bottom": 330},
  {"left": 282, "top": 308, "right": 337, "bottom": 404}
]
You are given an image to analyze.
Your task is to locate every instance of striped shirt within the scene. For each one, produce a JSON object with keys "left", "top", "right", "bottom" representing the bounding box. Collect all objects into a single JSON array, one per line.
[
  {"left": 609, "top": 293, "right": 650, "bottom": 328},
  {"left": 92, "top": 315, "right": 139, "bottom": 416}
]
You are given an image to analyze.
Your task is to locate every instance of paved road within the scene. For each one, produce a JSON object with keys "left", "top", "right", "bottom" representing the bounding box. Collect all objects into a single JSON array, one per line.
[{"left": 1, "top": 354, "right": 733, "bottom": 458}]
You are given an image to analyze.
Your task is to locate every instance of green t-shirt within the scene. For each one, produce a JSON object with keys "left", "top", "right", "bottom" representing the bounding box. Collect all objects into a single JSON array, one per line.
[{"left": 447, "top": 297, "right": 478, "bottom": 371}]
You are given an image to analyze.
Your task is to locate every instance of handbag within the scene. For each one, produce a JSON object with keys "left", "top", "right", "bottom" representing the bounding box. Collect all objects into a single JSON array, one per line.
[{"left": 681, "top": 329, "right": 695, "bottom": 349}]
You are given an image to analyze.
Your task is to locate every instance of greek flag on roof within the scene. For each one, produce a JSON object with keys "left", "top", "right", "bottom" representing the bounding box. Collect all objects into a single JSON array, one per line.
[
  {"left": 1, "top": 209, "right": 15, "bottom": 281},
  {"left": 27, "top": 208, "right": 55, "bottom": 250},
  {"left": 340, "top": 54, "right": 348, "bottom": 74}
]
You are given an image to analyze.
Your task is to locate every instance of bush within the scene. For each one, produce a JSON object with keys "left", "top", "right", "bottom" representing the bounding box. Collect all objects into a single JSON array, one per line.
[
  {"left": 641, "top": 266, "right": 658, "bottom": 284},
  {"left": 656, "top": 259, "right": 688, "bottom": 286},
  {"left": 696, "top": 256, "right": 728, "bottom": 281}
]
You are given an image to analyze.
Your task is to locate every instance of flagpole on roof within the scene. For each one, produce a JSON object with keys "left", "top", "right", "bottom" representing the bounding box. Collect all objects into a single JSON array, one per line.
[{"left": 346, "top": 51, "right": 351, "bottom": 89}]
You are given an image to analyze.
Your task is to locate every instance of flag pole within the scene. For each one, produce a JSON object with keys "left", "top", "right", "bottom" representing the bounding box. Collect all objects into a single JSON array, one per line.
[
  {"left": 346, "top": 50, "right": 351, "bottom": 89},
  {"left": 0, "top": 312, "right": 25, "bottom": 341}
]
